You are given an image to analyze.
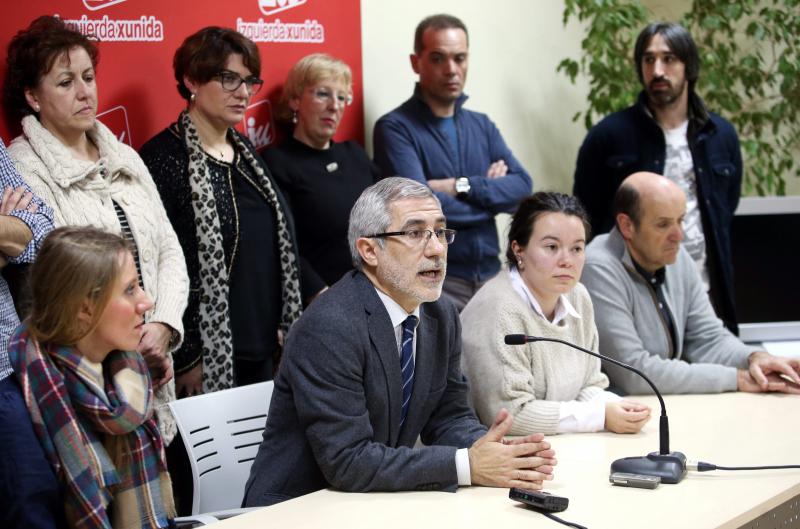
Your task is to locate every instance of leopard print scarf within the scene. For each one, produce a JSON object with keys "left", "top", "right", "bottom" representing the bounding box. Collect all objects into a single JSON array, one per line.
[{"left": 180, "top": 110, "right": 302, "bottom": 392}]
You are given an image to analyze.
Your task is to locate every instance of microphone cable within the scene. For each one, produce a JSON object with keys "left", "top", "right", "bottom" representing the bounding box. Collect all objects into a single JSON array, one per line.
[
  {"left": 689, "top": 461, "right": 800, "bottom": 472},
  {"left": 540, "top": 511, "right": 588, "bottom": 529}
]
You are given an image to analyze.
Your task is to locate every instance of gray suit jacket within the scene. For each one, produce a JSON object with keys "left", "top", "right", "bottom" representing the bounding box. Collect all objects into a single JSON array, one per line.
[{"left": 242, "top": 271, "right": 487, "bottom": 506}]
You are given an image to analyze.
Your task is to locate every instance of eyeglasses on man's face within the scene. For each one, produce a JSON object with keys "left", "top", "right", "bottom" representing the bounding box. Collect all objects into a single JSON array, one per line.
[
  {"left": 311, "top": 87, "right": 353, "bottom": 109},
  {"left": 367, "top": 228, "right": 456, "bottom": 246},
  {"left": 214, "top": 70, "right": 264, "bottom": 95}
]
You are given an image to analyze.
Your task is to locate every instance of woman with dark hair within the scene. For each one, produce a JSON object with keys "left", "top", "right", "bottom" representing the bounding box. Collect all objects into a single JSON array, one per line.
[
  {"left": 139, "top": 27, "right": 318, "bottom": 397},
  {"left": 4, "top": 15, "right": 189, "bottom": 444},
  {"left": 264, "top": 53, "right": 379, "bottom": 287},
  {"left": 461, "top": 192, "right": 651, "bottom": 435},
  {"left": 8, "top": 226, "right": 175, "bottom": 529}
]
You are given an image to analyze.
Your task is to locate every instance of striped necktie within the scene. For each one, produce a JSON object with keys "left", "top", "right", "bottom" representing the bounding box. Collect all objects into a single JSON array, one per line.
[{"left": 400, "top": 315, "right": 418, "bottom": 426}]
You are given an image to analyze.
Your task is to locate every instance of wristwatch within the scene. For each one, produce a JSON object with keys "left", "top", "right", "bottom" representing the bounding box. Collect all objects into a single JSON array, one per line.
[{"left": 455, "top": 177, "right": 471, "bottom": 198}]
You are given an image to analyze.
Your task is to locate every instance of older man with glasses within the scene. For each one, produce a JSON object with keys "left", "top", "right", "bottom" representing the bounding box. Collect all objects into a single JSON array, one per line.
[{"left": 243, "top": 177, "right": 557, "bottom": 507}]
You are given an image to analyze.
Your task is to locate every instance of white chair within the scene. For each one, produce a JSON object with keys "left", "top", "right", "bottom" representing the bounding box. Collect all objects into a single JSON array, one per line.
[{"left": 169, "top": 381, "right": 274, "bottom": 525}]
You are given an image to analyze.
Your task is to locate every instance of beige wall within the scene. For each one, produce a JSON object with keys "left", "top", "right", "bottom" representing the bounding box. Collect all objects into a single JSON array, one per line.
[
  {"left": 361, "top": 0, "right": 590, "bottom": 196},
  {"left": 361, "top": 0, "right": 798, "bottom": 201}
]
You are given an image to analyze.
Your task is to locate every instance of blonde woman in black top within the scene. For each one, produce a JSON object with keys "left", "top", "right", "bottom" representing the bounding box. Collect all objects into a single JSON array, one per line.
[{"left": 263, "top": 53, "right": 379, "bottom": 287}]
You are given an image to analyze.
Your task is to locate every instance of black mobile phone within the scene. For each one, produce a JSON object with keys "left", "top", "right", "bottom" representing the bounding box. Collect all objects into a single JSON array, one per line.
[
  {"left": 609, "top": 471, "right": 661, "bottom": 489},
  {"left": 509, "top": 488, "right": 569, "bottom": 512}
]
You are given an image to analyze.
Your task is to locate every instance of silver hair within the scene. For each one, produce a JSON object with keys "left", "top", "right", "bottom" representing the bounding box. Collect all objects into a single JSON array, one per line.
[{"left": 348, "top": 177, "right": 440, "bottom": 269}]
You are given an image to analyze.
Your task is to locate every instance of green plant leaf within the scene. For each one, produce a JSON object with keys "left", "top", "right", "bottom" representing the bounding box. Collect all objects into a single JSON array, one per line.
[{"left": 559, "top": 0, "right": 800, "bottom": 195}]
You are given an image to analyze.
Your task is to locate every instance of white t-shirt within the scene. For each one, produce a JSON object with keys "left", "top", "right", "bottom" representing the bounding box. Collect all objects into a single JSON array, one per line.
[{"left": 663, "top": 120, "right": 710, "bottom": 290}]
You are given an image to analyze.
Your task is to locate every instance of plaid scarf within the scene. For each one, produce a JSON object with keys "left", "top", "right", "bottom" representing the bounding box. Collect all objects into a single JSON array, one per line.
[{"left": 7, "top": 325, "right": 175, "bottom": 529}]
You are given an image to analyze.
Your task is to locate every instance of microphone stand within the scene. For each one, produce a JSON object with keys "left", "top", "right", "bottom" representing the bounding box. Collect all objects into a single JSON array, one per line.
[{"left": 505, "top": 334, "right": 686, "bottom": 484}]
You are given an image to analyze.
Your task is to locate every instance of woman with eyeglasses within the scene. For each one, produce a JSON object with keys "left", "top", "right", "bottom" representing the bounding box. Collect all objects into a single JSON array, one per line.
[
  {"left": 263, "top": 53, "right": 379, "bottom": 288},
  {"left": 460, "top": 192, "right": 651, "bottom": 436},
  {"left": 140, "top": 27, "right": 317, "bottom": 399},
  {"left": 4, "top": 15, "right": 188, "bottom": 444}
]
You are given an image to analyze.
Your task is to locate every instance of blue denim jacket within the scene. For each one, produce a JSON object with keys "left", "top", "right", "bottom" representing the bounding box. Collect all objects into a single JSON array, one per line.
[
  {"left": 573, "top": 91, "right": 743, "bottom": 332},
  {"left": 373, "top": 85, "right": 532, "bottom": 282}
]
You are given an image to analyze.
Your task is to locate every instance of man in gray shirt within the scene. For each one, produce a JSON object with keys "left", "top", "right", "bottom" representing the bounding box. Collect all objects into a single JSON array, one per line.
[{"left": 581, "top": 172, "right": 800, "bottom": 395}]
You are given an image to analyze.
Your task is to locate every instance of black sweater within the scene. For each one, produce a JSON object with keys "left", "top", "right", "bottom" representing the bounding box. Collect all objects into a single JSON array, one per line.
[{"left": 262, "top": 137, "right": 379, "bottom": 287}]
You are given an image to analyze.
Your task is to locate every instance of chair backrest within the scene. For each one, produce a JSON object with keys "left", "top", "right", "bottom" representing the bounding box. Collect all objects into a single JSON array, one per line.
[{"left": 168, "top": 381, "right": 274, "bottom": 514}]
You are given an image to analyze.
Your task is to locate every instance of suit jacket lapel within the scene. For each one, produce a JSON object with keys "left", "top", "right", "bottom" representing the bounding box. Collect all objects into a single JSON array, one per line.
[
  {"left": 400, "top": 306, "right": 437, "bottom": 444},
  {"left": 359, "top": 273, "right": 404, "bottom": 444}
]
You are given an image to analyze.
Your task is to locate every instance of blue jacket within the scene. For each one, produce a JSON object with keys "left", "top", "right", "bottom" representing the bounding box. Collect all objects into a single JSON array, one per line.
[
  {"left": 373, "top": 85, "right": 532, "bottom": 282},
  {"left": 573, "top": 91, "right": 742, "bottom": 332}
]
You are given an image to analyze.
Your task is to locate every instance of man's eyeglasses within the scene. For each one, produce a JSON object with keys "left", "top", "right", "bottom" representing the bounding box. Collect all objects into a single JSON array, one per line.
[
  {"left": 213, "top": 70, "right": 264, "bottom": 95},
  {"left": 367, "top": 228, "right": 456, "bottom": 245},
  {"left": 311, "top": 88, "right": 353, "bottom": 108}
]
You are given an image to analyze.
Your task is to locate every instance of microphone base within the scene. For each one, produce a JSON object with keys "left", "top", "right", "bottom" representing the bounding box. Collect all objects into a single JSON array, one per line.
[{"left": 611, "top": 451, "right": 687, "bottom": 484}]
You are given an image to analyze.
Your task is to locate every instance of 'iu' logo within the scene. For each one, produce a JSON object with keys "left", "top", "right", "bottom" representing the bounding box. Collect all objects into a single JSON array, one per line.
[
  {"left": 83, "top": 0, "right": 126, "bottom": 10},
  {"left": 258, "top": 0, "right": 307, "bottom": 16},
  {"left": 97, "top": 105, "right": 132, "bottom": 146},
  {"left": 238, "top": 99, "right": 274, "bottom": 151}
]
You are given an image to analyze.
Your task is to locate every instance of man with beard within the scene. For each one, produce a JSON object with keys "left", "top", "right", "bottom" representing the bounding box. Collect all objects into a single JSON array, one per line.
[
  {"left": 243, "top": 178, "right": 556, "bottom": 507},
  {"left": 373, "top": 14, "right": 532, "bottom": 312},
  {"left": 573, "top": 22, "right": 743, "bottom": 334}
]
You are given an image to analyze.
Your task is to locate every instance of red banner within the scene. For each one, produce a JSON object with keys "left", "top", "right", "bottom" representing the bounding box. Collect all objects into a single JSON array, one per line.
[{"left": 0, "top": 0, "right": 364, "bottom": 150}]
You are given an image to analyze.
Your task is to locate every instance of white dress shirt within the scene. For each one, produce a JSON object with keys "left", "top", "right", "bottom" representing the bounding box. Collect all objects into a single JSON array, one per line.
[{"left": 374, "top": 288, "right": 472, "bottom": 485}]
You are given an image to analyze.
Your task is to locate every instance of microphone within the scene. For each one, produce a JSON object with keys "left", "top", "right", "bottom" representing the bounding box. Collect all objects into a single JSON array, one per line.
[{"left": 504, "top": 334, "right": 686, "bottom": 484}]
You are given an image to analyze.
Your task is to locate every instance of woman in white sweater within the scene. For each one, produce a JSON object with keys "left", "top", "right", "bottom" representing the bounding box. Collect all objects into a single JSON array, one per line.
[
  {"left": 3, "top": 16, "right": 189, "bottom": 443},
  {"left": 461, "top": 192, "right": 650, "bottom": 435}
]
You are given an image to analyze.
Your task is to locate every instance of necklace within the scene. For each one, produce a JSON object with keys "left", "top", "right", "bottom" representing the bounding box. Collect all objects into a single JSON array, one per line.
[{"left": 203, "top": 143, "right": 227, "bottom": 161}]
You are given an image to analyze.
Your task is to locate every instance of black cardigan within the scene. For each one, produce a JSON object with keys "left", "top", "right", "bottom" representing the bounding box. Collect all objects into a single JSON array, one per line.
[{"left": 139, "top": 120, "right": 322, "bottom": 374}]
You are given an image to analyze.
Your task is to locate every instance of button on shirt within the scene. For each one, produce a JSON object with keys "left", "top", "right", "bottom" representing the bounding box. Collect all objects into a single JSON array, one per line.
[{"left": 374, "top": 288, "right": 472, "bottom": 485}]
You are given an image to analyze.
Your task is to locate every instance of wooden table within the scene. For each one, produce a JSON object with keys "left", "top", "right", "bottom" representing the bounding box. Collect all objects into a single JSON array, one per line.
[{"left": 212, "top": 392, "right": 800, "bottom": 528}]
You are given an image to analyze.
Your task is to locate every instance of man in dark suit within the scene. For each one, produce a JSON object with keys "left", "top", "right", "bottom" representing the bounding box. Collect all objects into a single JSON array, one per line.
[{"left": 243, "top": 177, "right": 556, "bottom": 506}]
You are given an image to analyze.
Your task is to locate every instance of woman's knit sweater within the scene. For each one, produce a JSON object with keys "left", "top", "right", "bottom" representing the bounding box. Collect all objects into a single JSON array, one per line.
[
  {"left": 460, "top": 270, "right": 609, "bottom": 435},
  {"left": 9, "top": 115, "right": 189, "bottom": 442}
]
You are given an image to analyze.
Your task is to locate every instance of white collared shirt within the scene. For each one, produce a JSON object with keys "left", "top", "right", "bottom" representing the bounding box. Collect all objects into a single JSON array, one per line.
[
  {"left": 373, "top": 287, "right": 472, "bottom": 486},
  {"left": 375, "top": 288, "right": 420, "bottom": 358},
  {"left": 509, "top": 267, "right": 581, "bottom": 326}
]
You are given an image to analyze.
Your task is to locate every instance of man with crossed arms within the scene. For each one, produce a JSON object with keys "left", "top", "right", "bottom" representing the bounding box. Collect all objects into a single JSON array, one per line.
[{"left": 374, "top": 14, "right": 532, "bottom": 311}]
